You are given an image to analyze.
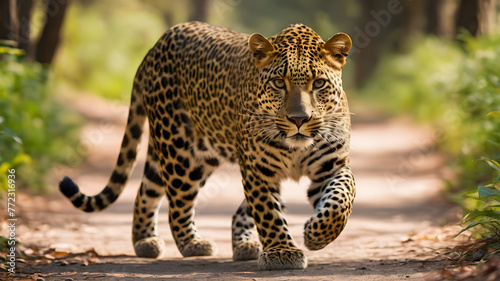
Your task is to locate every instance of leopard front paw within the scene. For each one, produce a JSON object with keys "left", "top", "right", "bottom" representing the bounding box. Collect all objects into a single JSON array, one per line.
[
  {"left": 179, "top": 237, "right": 216, "bottom": 257},
  {"left": 304, "top": 215, "right": 344, "bottom": 251},
  {"left": 258, "top": 248, "right": 307, "bottom": 270},
  {"left": 134, "top": 237, "right": 165, "bottom": 258}
]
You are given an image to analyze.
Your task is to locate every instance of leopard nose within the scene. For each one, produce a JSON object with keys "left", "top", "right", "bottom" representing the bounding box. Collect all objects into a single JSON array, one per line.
[{"left": 286, "top": 115, "right": 310, "bottom": 129}]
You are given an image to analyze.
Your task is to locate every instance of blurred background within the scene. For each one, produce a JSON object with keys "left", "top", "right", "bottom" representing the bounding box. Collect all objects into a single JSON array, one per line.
[{"left": 0, "top": 0, "right": 499, "bottom": 243}]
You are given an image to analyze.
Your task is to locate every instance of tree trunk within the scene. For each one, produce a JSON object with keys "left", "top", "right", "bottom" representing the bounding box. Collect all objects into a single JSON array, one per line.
[
  {"left": 188, "top": 0, "right": 209, "bottom": 22},
  {"left": 17, "top": 0, "right": 34, "bottom": 53},
  {"left": 401, "top": 0, "right": 427, "bottom": 37},
  {"left": 0, "top": 0, "right": 18, "bottom": 44},
  {"left": 353, "top": 0, "right": 403, "bottom": 88},
  {"left": 34, "top": 0, "right": 71, "bottom": 64},
  {"left": 426, "top": 0, "right": 448, "bottom": 36},
  {"left": 456, "top": 0, "right": 497, "bottom": 36},
  {"left": 477, "top": 0, "right": 496, "bottom": 35}
]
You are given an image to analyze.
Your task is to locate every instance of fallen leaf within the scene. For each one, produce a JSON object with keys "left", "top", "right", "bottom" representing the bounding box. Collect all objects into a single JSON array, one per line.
[
  {"left": 43, "top": 254, "right": 55, "bottom": 260},
  {"left": 33, "top": 259, "right": 52, "bottom": 266},
  {"left": 52, "top": 251, "right": 69, "bottom": 259}
]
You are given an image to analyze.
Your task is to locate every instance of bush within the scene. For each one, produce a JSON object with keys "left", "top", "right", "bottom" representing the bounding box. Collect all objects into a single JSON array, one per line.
[
  {"left": 362, "top": 34, "right": 500, "bottom": 192},
  {"left": 459, "top": 158, "right": 500, "bottom": 238},
  {"left": 0, "top": 55, "right": 82, "bottom": 194}
]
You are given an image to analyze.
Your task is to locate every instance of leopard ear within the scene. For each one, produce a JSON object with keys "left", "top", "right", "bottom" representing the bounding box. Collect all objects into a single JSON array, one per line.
[
  {"left": 323, "top": 33, "right": 352, "bottom": 70},
  {"left": 248, "top": 33, "right": 276, "bottom": 69}
]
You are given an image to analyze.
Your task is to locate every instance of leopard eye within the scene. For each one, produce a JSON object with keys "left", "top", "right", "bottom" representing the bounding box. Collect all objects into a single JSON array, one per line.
[
  {"left": 271, "top": 78, "right": 286, "bottom": 89},
  {"left": 313, "top": 79, "right": 327, "bottom": 90}
]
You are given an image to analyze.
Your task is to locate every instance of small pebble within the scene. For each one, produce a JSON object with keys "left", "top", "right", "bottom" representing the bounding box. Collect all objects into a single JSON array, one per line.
[{"left": 472, "top": 249, "right": 487, "bottom": 261}]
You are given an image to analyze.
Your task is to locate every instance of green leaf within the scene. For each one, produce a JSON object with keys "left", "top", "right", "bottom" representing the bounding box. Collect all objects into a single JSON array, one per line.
[
  {"left": 487, "top": 111, "right": 500, "bottom": 118},
  {"left": 463, "top": 209, "right": 500, "bottom": 222},
  {"left": 494, "top": 175, "right": 500, "bottom": 185},
  {"left": 0, "top": 129, "right": 23, "bottom": 144},
  {"left": 484, "top": 204, "right": 500, "bottom": 209},
  {"left": 478, "top": 185, "right": 500, "bottom": 198},
  {"left": 456, "top": 219, "right": 500, "bottom": 237},
  {"left": 12, "top": 153, "right": 32, "bottom": 166},
  {"left": 480, "top": 157, "right": 500, "bottom": 173},
  {"left": 490, "top": 243, "right": 500, "bottom": 249}
]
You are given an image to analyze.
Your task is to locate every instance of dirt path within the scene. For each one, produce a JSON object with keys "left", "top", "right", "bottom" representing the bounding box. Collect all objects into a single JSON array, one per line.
[{"left": 3, "top": 96, "right": 464, "bottom": 280}]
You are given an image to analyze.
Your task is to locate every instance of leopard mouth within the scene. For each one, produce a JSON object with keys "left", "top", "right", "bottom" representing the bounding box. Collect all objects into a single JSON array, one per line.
[{"left": 289, "top": 133, "right": 310, "bottom": 141}]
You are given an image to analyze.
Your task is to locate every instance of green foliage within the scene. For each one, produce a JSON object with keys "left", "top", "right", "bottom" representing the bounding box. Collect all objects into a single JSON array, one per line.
[
  {"left": 0, "top": 235, "right": 17, "bottom": 253},
  {"left": 53, "top": 0, "right": 167, "bottom": 101},
  {"left": 458, "top": 158, "right": 500, "bottom": 238},
  {"left": 362, "top": 34, "right": 500, "bottom": 191},
  {"left": 0, "top": 55, "right": 82, "bottom": 193}
]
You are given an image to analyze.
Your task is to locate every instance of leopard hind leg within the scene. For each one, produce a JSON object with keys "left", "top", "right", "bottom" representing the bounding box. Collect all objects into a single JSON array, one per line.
[
  {"left": 132, "top": 138, "right": 166, "bottom": 258},
  {"left": 149, "top": 112, "right": 223, "bottom": 257},
  {"left": 232, "top": 199, "right": 261, "bottom": 261}
]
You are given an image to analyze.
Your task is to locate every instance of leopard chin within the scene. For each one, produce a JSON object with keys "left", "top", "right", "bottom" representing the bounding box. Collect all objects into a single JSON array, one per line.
[{"left": 283, "top": 133, "right": 314, "bottom": 149}]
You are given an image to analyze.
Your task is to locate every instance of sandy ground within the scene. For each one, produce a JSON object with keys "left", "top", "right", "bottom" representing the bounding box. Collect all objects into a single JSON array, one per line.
[{"left": 1, "top": 96, "right": 465, "bottom": 280}]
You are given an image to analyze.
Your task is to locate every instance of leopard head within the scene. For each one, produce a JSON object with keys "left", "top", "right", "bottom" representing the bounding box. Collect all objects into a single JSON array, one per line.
[{"left": 248, "top": 24, "right": 352, "bottom": 149}]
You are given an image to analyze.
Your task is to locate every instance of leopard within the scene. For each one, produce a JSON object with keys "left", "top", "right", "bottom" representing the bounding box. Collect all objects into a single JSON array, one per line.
[{"left": 59, "top": 21, "right": 355, "bottom": 270}]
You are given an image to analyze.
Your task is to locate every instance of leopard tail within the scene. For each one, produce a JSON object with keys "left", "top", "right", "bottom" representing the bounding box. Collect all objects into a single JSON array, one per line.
[{"left": 59, "top": 59, "right": 149, "bottom": 212}]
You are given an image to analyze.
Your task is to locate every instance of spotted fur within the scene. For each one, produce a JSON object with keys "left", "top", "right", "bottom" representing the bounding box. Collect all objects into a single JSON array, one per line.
[{"left": 59, "top": 22, "right": 355, "bottom": 270}]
